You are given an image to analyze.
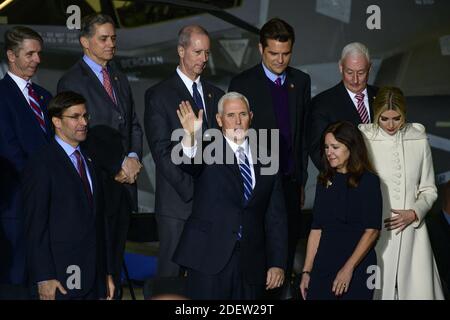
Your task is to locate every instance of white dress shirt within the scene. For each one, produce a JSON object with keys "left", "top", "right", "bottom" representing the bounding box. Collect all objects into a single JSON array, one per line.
[{"left": 345, "top": 87, "right": 371, "bottom": 122}]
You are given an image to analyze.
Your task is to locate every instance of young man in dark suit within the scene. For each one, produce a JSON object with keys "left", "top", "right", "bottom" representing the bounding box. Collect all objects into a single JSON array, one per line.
[
  {"left": 22, "top": 91, "right": 114, "bottom": 300},
  {"left": 228, "top": 18, "right": 310, "bottom": 298},
  {"left": 174, "top": 92, "right": 287, "bottom": 299},
  {"left": 308, "top": 42, "right": 378, "bottom": 170},
  {"left": 57, "top": 14, "right": 143, "bottom": 296},
  {"left": 0, "top": 26, "right": 52, "bottom": 299},
  {"left": 144, "top": 25, "right": 224, "bottom": 278}
]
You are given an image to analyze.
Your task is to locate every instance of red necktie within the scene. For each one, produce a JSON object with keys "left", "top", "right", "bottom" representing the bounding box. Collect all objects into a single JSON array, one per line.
[
  {"left": 355, "top": 93, "right": 370, "bottom": 124},
  {"left": 101, "top": 67, "right": 116, "bottom": 104},
  {"left": 74, "top": 150, "right": 94, "bottom": 208},
  {"left": 27, "top": 83, "right": 46, "bottom": 132}
]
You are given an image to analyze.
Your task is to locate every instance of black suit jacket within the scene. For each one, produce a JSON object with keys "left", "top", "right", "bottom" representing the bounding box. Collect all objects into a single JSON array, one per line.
[
  {"left": 308, "top": 81, "right": 378, "bottom": 170},
  {"left": 57, "top": 58, "right": 143, "bottom": 175},
  {"left": 173, "top": 139, "right": 288, "bottom": 285},
  {"left": 0, "top": 73, "right": 52, "bottom": 285},
  {"left": 21, "top": 141, "right": 111, "bottom": 298},
  {"left": 426, "top": 210, "right": 450, "bottom": 299},
  {"left": 144, "top": 72, "right": 224, "bottom": 219},
  {"left": 229, "top": 64, "right": 311, "bottom": 187}
]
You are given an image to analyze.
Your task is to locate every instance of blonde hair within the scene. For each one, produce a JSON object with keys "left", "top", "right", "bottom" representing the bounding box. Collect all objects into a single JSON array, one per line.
[{"left": 373, "top": 86, "right": 406, "bottom": 127}]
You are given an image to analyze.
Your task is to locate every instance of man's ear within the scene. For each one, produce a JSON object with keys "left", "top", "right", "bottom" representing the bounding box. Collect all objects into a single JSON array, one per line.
[
  {"left": 215, "top": 113, "right": 222, "bottom": 128},
  {"left": 338, "top": 61, "right": 344, "bottom": 74},
  {"left": 52, "top": 117, "right": 61, "bottom": 130},
  {"left": 177, "top": 45, "right": 184, "bottom": 58},
  {"left": 6, "top": 49, "right": 16, "bottom": 63},
  {"left": 258, "top": 43, "right": 263, "bottom": 56},
  {"left": 79, "top": 36, "right": 89, "bottom": 50}
]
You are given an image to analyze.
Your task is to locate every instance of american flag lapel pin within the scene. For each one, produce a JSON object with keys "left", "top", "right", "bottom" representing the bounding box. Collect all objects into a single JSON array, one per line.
[{"left": 290, "top": 83, "right": 295, "bottom": 89}]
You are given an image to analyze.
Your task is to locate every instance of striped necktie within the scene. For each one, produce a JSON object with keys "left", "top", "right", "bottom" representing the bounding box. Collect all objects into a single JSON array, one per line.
[
  {"left": 27, "top": 83, "right": 46, "bottom": 132},
  {"left": 237, "top": 147, "right": 253, "bottom": 203},
  {"left": 101, "top": 67, "right": 116, "bottom": 104},
  {"left": 355, "top": 93, "right": 369, "bottom": 123}
]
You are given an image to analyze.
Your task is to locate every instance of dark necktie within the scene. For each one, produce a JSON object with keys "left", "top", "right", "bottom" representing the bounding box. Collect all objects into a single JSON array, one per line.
[
  {"left": 27, "top": 83, "right": 46, "bottom": 132},
  {"left": 74, "top": 150, "right": 94, "bottom": 208},
  {"left": 355, "top": 93, "right": 370, "bottom": 123},
  {"left": 192, "top": 82, "right": 208, "bottom": 127},
  {"left": 101, "top": 67, "right": 116, "bottom": 104},
  {"left": 275, "top": 77, "right": 282, "bottom": 86}
]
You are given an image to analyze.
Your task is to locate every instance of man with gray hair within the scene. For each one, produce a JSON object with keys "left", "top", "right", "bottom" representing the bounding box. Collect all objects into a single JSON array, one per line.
[
  {"left": 0, "top": 26, "right": 52, "bottom": 299},
  {"left": 308, "top": 42, "right": 378, "bottom": 170},
  {"left": 144, "top": 25, "right": 224, "bottom": 279}
]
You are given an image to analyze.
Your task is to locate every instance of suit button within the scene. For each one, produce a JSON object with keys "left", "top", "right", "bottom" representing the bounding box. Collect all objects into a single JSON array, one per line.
[{"left": 118, "top": 116, "right": 123, "bottom": 120}]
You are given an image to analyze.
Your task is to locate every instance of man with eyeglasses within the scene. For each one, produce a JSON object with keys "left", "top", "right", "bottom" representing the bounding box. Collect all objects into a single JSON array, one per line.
[
  {"left": 22, "top": 91, "right": 115, "bottom": 300},
  {"left": 0, "top": 26, "right": 52, "bottom": 299}
]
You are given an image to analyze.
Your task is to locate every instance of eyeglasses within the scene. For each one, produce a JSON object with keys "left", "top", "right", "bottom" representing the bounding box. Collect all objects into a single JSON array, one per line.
[{"left": 60, "top": 113, "right": 91, "bottom": 122}]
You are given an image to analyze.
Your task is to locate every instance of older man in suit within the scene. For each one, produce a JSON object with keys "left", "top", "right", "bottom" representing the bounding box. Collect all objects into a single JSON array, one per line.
[
  {"left": 174, "top": 92, "right": 287, "bottom": 299},
  {"left": 22, "top": 91, "right": 114, "bottom": 300},
  {"left": 228, "top": 18, "right": 310, "bottom": 298},
  {"left": 308, "top": 42, "right": 378, "bottom": 170},
  {"left": 57, "top": 13, "right": 143, "bottom": 296},
  {"left": 0, "top": 26, "right": 52, "bottom": 299},
  {"left": 144, "top": 25, "right": 224, "bottom": 278}
]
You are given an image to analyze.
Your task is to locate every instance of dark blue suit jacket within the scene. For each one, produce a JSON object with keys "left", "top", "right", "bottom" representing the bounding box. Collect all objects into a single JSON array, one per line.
[
  {"left": 21, "top": 140, "right": 111, "bottom": 299},
  {"left": 173, "top": 139, "right": 288, "bottom": 286},
  {"left": 0, "top": 73, "right": 52, "bottom": 285}
]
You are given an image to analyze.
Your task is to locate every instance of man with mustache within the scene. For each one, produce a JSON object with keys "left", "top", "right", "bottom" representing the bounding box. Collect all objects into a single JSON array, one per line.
[{"left": 57, "top": 13, "right": 143, "bottom": 298}]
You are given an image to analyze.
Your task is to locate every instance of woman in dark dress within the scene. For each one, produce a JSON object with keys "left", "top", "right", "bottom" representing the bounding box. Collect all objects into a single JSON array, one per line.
[{"left": 300, "top": 121, "right": 382, "bottom": 300}]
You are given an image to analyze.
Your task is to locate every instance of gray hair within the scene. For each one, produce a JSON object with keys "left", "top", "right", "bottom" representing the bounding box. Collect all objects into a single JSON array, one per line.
[
  {"left": 340, "top": 42, "right": 370, "bottom": 64},
  {"left": 178, "top": 25, "right": 209, "bottom": 48},
  {"left": 79, "top": 13, "right": 115, "bottom": 39},
  {"left": 4, "top": 26, "right": 43, "bottom": 55},
  {"left": 217, "top": 92, "right": 250, "bottom": 114}
]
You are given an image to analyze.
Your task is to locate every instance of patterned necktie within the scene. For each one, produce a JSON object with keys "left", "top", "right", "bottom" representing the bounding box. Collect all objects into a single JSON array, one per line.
[
  {"left": 74, "top": 150, "right": 94, "bottom": 208},
  {"left": 237, "top": 147, "right": 253, "bottom": 203},
  {"left": 355, "top": 93, "right": 369, "bottom": 124},
  {"left": 274, "top": 77, "right": 282, "bottom": 86},
  {"left": 27, "top": 83, "right": 46, "bottom": 132},
  {"left": 101, "top": 67, "right": 116, "bottom": 104}
]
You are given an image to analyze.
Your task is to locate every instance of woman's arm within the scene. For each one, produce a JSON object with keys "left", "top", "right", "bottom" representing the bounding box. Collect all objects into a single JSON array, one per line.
[{"left": 299, "top": 229, "right": 322, "bottom": 299}]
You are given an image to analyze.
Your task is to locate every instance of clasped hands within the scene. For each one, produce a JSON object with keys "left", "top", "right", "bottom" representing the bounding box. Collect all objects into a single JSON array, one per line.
[{"left": 114, "top": 156, "right": 143, "bottom": 184}]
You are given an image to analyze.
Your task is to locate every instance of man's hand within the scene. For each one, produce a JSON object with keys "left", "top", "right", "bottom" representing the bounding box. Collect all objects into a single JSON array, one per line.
[
  {"left": 114, "top": 169, "right": 128, "bottom": 183},
  {"left": 38, "top": 279, "right": 67, "bottom": 300},
  {"left": 265, "top": 267, "right": 284, "bottom": 290},
  {"left": 106, "top": 275, "right": 115, "bottom": 300},
  {"left": 176, "top": 100, "right": 203, "bottom": 147},
  {"left": 121, "top": 157, "right": 143, "bottom": 184}
]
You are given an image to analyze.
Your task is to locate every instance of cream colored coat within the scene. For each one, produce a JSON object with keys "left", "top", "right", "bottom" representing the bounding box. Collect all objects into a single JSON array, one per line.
[{"left": 359, "top": 123, "right": 443, "bottom": 300}]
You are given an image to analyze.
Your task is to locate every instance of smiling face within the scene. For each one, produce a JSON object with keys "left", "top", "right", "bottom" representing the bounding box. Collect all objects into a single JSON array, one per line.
[
  {"left": 216, "top": 98, "right": 253, "bottom": 144},
  {"left": 339, "top": 53, "right": 371, "bottom": 94},
  {"left": 52, "top": 104, "right": 89, "bottom": 148},
  {"left": 80, "top": 22, "right": 116, "bottom": 66},
  {"left": 178, "top": 32, "right": 210, "bottom": 81},
  {"left": 259, "top": 39, "right": 292, "bottom": 75},
  {"left": 324, "top": 133, "right": 350, "bottom": 173},
  {"left": 378, "top": 109, "right": 404, "bottom": 135},
  {"left": 7, "top": 39, "right": 42, "bottom": 80}
]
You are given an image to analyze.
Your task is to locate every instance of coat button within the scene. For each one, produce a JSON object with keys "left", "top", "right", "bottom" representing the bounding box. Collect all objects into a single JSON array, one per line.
[
  {"left": 394, "top": 195, "right": 400, "bottom": 200},
  {"left": 394, "top": 187, "right": 400, "bottom": 192}
]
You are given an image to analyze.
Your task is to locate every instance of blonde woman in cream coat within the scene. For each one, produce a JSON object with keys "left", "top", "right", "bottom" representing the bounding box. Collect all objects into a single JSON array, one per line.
[{"left": 359, "top": 87, "right": 444, "bottom": 300}]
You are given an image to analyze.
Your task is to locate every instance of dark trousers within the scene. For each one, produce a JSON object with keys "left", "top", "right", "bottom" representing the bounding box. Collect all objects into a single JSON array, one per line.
[
  {"left": 0, "top": 284, "right": 30, "bottom": 300},
  {"left": 156, "top": 215, "right": 186, "bottom": 277},
  {"left": 186, "top": 243, "right": 264, "bottom": 300}
]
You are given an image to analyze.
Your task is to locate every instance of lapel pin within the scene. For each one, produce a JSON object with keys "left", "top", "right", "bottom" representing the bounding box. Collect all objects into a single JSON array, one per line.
[
  {"left": 114, "top": 76, "right": 118, "bottom": 81},
  {"left": 290, "top": 83, "right": 295, "bottom": 89},
  {"left": 326, "top": 180, "right": 333, "bottom": 189},
  {"left": 208, "top": 93, "right": 212, "bottom": 98},
  {"left": 40, "top": 96, "right": 44, "bottom": 100}
]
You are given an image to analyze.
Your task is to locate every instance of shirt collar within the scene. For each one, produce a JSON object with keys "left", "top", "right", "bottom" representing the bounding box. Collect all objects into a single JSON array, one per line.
[
  {"left": 55, "top": 135, "right": 80, "bottom": 157},
  {"left": 224, "top": 135, "right": 249, "bottom": 155},
  {"left": 7, "top": 71, "right": 30, "bottom": 92},
  {"left": 346, "top": 87, "right": 368, "bottom": 100},
  {"left": 261, "top": 62, "right": 286, "bottom": 85},
  {"left": 176, "top": 67, "right": 202, "bottom": 91},
  {"left": 83, "top": 54, "right": 104, "bottom": 75}
]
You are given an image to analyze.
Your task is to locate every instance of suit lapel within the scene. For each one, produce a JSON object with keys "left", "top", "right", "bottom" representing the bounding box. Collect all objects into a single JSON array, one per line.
[
  {"left": 83, "top": 150, "right": 97, "bottom": 215},
  {"left": 79, "top": 60, "right": 122, "bottom": 114},
  {"left": 4, "top": 74, "right": 50, "bottom": 141},
  {"left": 338, "top": 81, "right": 362, "bottom": 124},
  {"left": 202, "top": 82, "right": 217, "bottom": 128},
  {"left": 367, "top": 85, "right": 376, "bottom": 120},
  {"left": 255, "top": 65, "right": 277, "bottom": 129},
  {"left": 286, "top": 70, "right": 297, "bottom": 145}
]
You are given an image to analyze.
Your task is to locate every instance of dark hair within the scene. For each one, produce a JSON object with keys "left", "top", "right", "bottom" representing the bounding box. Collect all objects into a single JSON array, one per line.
[
  {"left": 318, "top": 121, "right": 374, "bottom": 188},
  {"left": 48, "top": 91, "right": 86, "bottom": 121},
  {"left": 178, "top": 24, "right": 209, "bottom": 48},
  {"left": 4, "top": 26, "right": 43, "bottom": 54},
  {"left": 79, "top": 13, "right": 115, "bottom": 39},
  {"left": 259, "top": 18, "right": 295, "bottom": 49}
]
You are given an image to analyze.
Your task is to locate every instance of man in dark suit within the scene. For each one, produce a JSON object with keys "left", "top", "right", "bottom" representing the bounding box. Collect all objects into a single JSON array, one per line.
[
  {"left": 228, "top": 18, "right": 310, "bottom": 298},
  {"left": 174, "top": 92, "right": 287, "bottom": 299},
  {"left": 427, "top": 180, "right": 450, "bottom": 299},
  {"left": 308, "top": 42, "right": 378, "bottom": 170},
  {"left": 22, "top": 91, "right": 114, "bottom": 300},
  {"left": 144, "top": 25, "right": 224, "bottom": 278},
  {"left": 57, "top": 14, "right": 143, "bottom": 296},
  {"left": 0, "top": 26, "right": 52, "bottom": 299}
]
